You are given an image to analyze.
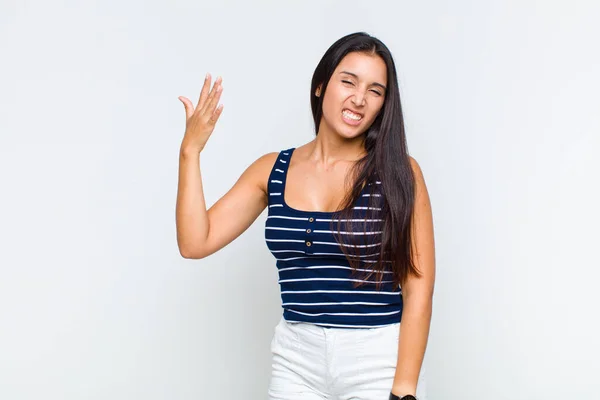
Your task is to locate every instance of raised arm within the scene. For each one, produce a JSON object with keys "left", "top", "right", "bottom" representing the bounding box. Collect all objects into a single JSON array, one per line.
[
  {"left": 175, "top": 73, "right": 277, "bottom": 259},
  {"left": 176, "top": 149, "right": 276, "bottom": 259}
]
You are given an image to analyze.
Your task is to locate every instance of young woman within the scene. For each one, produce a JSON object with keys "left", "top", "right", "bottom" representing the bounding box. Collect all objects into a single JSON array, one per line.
[{"left": 176, "top": 32, "right": 435, "bottom": 400}]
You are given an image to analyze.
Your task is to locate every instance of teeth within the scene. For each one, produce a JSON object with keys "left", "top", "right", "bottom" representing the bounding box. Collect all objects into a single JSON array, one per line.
[{"left": 343, "top": 110, "right": 362, "bottom": 120}]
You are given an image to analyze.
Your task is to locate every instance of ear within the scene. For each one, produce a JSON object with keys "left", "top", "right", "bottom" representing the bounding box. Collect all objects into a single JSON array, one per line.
[{"left": 315, "top": 84, "right": 323, "bottom": 97}]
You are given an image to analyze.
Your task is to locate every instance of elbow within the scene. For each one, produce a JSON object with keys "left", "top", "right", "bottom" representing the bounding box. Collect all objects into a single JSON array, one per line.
[
  {"left": 176, "top": 228, "right": 211, "bottom": 259},
  {"left": 403, "top": 293, "right": 433, "bottom": 315},
  {"left": 179, "top": 247, "right": 205, "bottom": 259},
  {"left": 177, "top": 240, "right": 208, "bottom": 260}
]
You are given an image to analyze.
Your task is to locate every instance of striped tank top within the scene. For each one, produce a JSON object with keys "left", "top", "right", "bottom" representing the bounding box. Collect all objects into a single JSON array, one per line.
[{"left": 264, "top": 148, "right": 403, "bottom": 329}]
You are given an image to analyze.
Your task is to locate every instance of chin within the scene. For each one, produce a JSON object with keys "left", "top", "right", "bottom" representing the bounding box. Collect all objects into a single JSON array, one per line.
[
  {"left": 339, "top": 122, "right": 369, "bottom": 138},
  {"left": 320, "top": 117, "right": 368, "bottom": 140},
  {"left": 337, "top": 128, "right": 365, "bottom": 140}
]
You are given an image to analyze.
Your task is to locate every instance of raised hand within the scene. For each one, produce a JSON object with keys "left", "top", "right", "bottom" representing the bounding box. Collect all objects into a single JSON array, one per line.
[{"left": 178, "top": 73, "right": 224, "bottom": 153}]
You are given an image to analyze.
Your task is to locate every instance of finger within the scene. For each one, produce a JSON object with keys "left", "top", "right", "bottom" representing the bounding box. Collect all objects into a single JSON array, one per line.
[
  {"left": 208, "top": 104, "right": 224, "bottom": 125},
  {"left": 199, "top": 76, "right": 222, "bottom": 108},
  {"left": 196, "top": 73, "right": 212, "bottom": 110},
  {"left": 178, "top": 96, "right": 194, "bottom": 119},
  {"left": 201, "top": 83, "right": 223, "bottom": 117}
]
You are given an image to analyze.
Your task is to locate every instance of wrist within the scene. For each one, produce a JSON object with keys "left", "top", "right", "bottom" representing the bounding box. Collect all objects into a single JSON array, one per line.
[
  {"left": 391, "top": 382, "right": 416, "bottom": 398},
  {"left": 179, "top": 144, "right": 202, "bottom": 158},
  {"left": 389, "top": 393, "right": 417, "bottom": 400}
]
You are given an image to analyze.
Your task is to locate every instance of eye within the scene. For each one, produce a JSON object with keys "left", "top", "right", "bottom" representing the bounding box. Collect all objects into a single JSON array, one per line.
[
  {"left": 341, "top": 80, "right": 354, "bottom": 86},
  {"left": 370, "top": 89, "right": 382, "bottom": 96}
]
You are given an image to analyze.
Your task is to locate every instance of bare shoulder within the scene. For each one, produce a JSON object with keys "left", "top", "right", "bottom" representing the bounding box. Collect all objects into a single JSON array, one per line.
[
  {"left": 243, "top": 151, "right": 280, "bottom": 194},
  {"left": 255, "top": 151, "right": 280, "bottom": 166},
  {"left": 408, "top": 155, "right": 424, "bottom": 179},
  {"left": 408, "top": 156, "right": 430, "bottom": 198}
]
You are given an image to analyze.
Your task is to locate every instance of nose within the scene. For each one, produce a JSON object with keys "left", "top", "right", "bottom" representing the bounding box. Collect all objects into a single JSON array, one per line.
[{"left": 352, "top": 91, "right": 366, "bottom": 107}]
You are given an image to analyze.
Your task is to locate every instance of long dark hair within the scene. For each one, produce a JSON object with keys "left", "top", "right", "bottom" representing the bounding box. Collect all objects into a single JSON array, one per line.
[{"left": 310, "top": 32, "right": 419, "bottom": 289}]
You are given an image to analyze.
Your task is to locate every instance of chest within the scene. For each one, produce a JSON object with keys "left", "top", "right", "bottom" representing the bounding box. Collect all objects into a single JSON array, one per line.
[{"left": 284, "top": 162, "right": 353, "bottom": 213}]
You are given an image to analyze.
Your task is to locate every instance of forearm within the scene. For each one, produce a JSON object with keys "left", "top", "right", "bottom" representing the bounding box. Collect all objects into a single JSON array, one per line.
[
  {"left": 176, "top": 146, "right": 209, "bottom": 258},
  {"left": 391, "top": 298, "right": 432, "bottom": 396}
]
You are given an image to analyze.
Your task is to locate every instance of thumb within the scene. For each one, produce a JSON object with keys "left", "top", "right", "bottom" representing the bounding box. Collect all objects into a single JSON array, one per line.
[{"left": 178, "top": 96, "right": 194, "bottom": 118}]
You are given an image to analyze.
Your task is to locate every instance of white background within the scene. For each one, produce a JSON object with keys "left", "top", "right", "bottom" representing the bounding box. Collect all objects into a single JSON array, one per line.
[{"left": 1, "top": 1, "right": 599, "bottom": 399}]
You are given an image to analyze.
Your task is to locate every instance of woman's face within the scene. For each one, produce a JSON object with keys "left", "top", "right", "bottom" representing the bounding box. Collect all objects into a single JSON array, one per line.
[{"left": 318, "top": 52, "right": 388, "bottom": 140}]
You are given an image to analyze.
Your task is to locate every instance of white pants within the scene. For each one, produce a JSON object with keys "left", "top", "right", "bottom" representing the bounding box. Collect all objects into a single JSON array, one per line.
[{"left": 268, "top": 316, "right": 427, "bottom": 400}]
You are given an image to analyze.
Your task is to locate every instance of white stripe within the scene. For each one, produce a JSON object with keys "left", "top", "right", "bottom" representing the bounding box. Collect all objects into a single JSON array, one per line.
[
  {"left": 275, "top": 169, "right": 284, "bottom": 173},
  {"left": 269, "top": 204, "right": 284, "bottom": 208},
  {"left": 266, "top": 227, "right": 305, "bottom": 232},
  {"left": 270, "top": 250, "right": 308, "bottom": 254},
  {"left": 279, "top": 278, "right": 393, "bottom": 284},
  {"left": 275, "top": 253, "right": 380, "bottom": 261},
  {"left": 315, "top": 218, "right": 383, "bottom": 222},
  {"left": 271, "top": 180, "right": 283, "bottom": 184},
  {"left": 279, "top": 159, "right": 287, "bottom": 163},
  {"left": 313, "top": 230, "right": 382, "bottom": 235},
  {"left": 267, "top": 238, "right": 379, "bottom": 248},
  {"left": 270, "top": 193, "right": 282, "bottom": 196},
  {"left": 276, "top": 256, "right": 311, "bottom": 261},
  {"left": 267, "top": 239, "right": 306, "bottom": 243},
  {"left": 283, "top": 152, "right": 289, "bottom": 155},
  {"left": 283, "top": 300, "right": 393, "bottom": 306},
  {"left": 281, "top": 290, "right": 400, "bottom": 295},
  {"left": 313, "top": 241, "right": 382, "bottom": 248},
  {"left": 267, "top": 215, "right": 309, "bottom": 221},
  {"left": 284, "top": 320, "right": 397, "bottom": 329},
  {"left": 278, "top": 265, "right": 393, "bottom": 274},
  {"left": 353, "top": 207, "right": 382, "bottom": 210},
  {"left": 288, "top": 309, "right": 401, "bottom": 317},
  {"left": 312, "top": 252, "right": 381, "bottom": 258},
  {"left": 267, "top": 226, "right": 381, "bottom": 235},
  {"left": 362, "top": 194, "right": 382, "bottom": 197}
]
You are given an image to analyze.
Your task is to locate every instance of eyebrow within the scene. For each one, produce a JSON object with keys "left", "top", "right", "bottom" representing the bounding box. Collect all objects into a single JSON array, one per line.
[{"left": 339, "top": 71, "right": 387, "bottom": 90}]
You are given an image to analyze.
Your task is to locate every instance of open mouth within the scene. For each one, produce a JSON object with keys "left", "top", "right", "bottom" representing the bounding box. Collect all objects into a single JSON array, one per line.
[{"left": 342, "top": 109, "right": 363, "bottom": 124}]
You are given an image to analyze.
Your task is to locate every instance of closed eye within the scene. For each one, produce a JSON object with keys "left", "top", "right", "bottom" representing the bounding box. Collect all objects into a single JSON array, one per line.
[{"left": 342, "top": 78, "right": 382, "bottom": 96}]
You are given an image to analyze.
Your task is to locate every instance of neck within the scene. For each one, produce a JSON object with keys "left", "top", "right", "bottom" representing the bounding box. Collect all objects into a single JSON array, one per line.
[{"left": 309, "top": 126, "right": 366, "bottom": 165}]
